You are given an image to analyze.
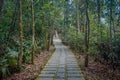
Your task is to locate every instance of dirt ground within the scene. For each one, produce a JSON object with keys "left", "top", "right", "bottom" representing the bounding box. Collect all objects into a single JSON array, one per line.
[{"left": 75, "top": 54, "right": 120, "bottom": 80}]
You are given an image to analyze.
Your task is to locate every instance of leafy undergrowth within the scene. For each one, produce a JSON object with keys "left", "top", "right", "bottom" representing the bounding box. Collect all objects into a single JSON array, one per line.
[
  {"left": 4, "top": 46, "right": 55, "bottom": 80},
  {"left": 75, "top": 54, "right": 120, "bottom": 80}
]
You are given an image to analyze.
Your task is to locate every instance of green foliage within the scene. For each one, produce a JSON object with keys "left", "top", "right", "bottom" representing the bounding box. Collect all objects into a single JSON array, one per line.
[
  {"left": 112, "top": 36, "right": 120, "bottom": 67},
  {"left": 22, "top": 39, "right": 32, "bottom": 63},
  {"left": 0, "top": 49, "right": 18, "bottom": 77},
  {"left": 62, "top": 26, "right": 84, "bottom": 52},
  {"left": 0, "top": 58, "right": 9, "bottom": 77}
]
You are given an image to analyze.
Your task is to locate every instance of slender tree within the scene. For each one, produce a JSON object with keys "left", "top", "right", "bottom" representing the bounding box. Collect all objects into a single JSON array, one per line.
[
  {"left": 97, "top": 0, "right": 102, "bottom": 41},
  {"left": 75, "top": 0, "right": 80, "bottom": 33},
  {"left": 84, "top": 0, "right": 90, "bottom": 67},
  {"left": 109, "top": 0, "right": 115, "bottom": 69},
  {"left": 18, "top": 0, "right": 23, "bottom": 70},
  {"left": 109, "top": 0, "right": 113, "bottom": 40},
  {"left": 31, "top": 0, "right": 35, "bottom": 64},
  {"left": 0, "top": 0, "right": 4, "bottom": 22}
]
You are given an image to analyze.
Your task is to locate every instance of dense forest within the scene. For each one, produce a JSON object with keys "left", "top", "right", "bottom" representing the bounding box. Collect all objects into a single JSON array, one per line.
[{"left": 0, "top": 0, "right": 120, "bottom": 80}]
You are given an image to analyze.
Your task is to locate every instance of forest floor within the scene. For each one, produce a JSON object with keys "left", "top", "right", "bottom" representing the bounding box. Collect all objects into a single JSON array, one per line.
[
  {"left": 4, "top": 45, "right": 55, "bottom": 80},
  {"left": 74, "top": 53, "right": 120, "bottom": 80}
]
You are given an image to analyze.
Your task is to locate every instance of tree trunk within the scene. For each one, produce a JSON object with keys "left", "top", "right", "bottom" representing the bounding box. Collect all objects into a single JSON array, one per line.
[
  {"left": 109, "top": 0, "right": 115, "bottom": 69},
  {"left": 46, "top": 33, "right": 49, "bottom": 51},
  {"left": 51, "top": 26, "right": 54, "bottom": 45},
  {"left": 31, "top": 0, "right": 35, "bottom": 64},
  {"left": 84, "top": 0, "right": 90, "bottom": 67},
  {"left": 75, "top": 0, "right": 80, "bottom": 33},
  {"left": 0, "top": 0, "right": 4, "bottom": 22},
  {"left": 18, "top": 0, "right": 23, "bottom": 70},
  {"left": 97, "top": 0, "right": 102, "bottom": 41},
  {"left": 109, "top": 0, "right": 113, "bottom": 40}
]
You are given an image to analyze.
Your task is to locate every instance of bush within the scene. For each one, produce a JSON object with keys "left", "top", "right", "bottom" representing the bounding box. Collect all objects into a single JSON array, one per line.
[
  {"left": 95, "top": 36, "right": 120, "bottom": 67},
  {"left": 0, "top": 50, "right": 18, "bottom": 77}
]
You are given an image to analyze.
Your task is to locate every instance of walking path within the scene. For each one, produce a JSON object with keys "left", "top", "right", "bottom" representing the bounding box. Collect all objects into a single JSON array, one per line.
[{"left": 36, "top": 37, "right": 84, "bottom": 80}]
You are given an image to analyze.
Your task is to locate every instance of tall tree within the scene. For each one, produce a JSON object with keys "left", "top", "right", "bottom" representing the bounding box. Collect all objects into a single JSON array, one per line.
[
  {"left": 0, "top": 0, "right": 4, "bottom": 22},
  {"left": 97, "top": 0, "right": 102, "bottom": 41},
  {"left": 31, "top": 0, "right": 35, "bottom": 64},
  {"left": 18, "top": 0, "right": 23, "bottom": 70},
  {"left": 75, "top": 0, "right": 80, "bottom": 33},
  {"left": 109, "top": 0, "right": 113, "bottom": 40},
  {"left": 109, "top": 0, "right": 115, "bottom": 69},
  {"left": 84, "top": 0, "right": 90, "bottom": 67}
]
